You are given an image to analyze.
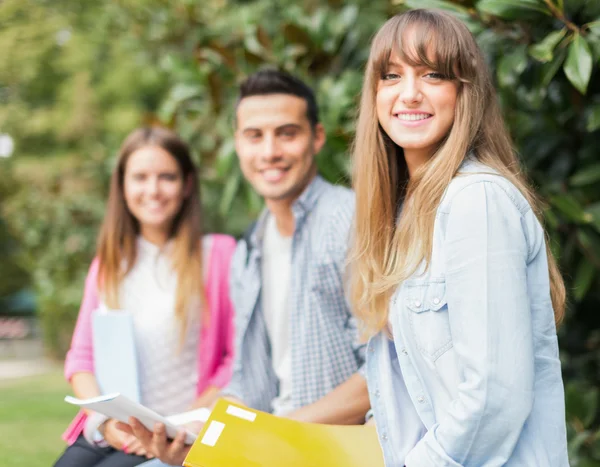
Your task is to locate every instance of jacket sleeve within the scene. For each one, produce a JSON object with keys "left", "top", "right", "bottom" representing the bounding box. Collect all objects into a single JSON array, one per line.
[
  {"left": 219, "top": 239, "right": 249, "bottom": 402},
  {"left": 64, "top": 258, "right": 101, "bottom": 381},
  {"left": 405, "top": 181, "right": 536, "bottom": 467},
  {"left": 206, "top": 235, "right": 237, "bottom": 389}
]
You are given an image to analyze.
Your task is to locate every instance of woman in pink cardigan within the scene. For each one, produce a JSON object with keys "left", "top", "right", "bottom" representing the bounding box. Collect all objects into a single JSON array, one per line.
[{"left": 54, "top": 127, "right": 236, "bottom": 467}]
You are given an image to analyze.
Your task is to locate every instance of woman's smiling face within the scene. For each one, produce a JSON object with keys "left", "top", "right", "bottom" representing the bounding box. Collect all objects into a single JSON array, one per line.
[{"left": 376, "top": 50, "right": 458, "bottom": 170}]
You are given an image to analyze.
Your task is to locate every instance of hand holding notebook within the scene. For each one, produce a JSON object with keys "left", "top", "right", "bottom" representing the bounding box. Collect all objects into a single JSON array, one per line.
[{"left": 65, "top": 393, "right": 211, "bottom": 445}]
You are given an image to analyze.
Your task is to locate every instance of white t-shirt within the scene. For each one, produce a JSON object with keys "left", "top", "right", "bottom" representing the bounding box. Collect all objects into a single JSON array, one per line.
[
  {"left": 261, "top": 215, "right": 294, "bottom": 416},
  {"left": 115, "top": 236, "right": 206, "bottom": 416}
]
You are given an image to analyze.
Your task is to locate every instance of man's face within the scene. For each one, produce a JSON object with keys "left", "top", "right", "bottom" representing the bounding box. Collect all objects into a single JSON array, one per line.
[{"left": 235, "top": 93, "right": 325, "bottom": 202}]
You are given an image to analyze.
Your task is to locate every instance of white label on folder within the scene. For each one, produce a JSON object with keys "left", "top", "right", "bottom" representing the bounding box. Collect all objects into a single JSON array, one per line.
[
  {"left": 226, "top": 405, "right": 257, "bottom": 422},
  {"left": 201, "top": 421, "right": 225, "bottom": 447}
]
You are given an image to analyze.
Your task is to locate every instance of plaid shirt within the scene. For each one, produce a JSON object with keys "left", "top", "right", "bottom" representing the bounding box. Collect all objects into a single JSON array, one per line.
[{"left": 222, "top": 175, "right": 364, "bottom": 413}]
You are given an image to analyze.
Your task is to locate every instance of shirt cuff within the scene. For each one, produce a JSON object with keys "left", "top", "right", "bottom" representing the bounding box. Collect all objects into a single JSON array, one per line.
[{"left": 83, "top": 412, "right": 110, "bottom": 447}]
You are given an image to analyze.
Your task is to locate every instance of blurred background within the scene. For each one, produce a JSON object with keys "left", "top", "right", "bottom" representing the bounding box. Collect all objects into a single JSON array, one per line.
[{"left": 0, "top": 0, "right": 599, "bottom": 465}]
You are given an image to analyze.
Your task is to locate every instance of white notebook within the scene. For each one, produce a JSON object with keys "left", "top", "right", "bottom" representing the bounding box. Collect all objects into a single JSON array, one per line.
[
  {"left": 92, "top": 307, "right": 140, "bottom": 402},
  {"left": 64, "top": 393, "right": 210, "bottom": 445}
]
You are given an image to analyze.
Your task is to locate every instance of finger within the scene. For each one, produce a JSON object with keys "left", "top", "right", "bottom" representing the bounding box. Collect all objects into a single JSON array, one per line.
[
  {"left": 168, "top": 429, "right": 187, "bottom": 456},
  {"left": 129, "top": 418, "right": 153, "bottom": 447},
  {"left": 150, "top": 423, "right": 169, "bottom": 456},
  {"left": 115, "top": 421, "right": 134, "bottom": 435},
  {"left": 129, "top": 438, "right": 148, "bottom": 456}
]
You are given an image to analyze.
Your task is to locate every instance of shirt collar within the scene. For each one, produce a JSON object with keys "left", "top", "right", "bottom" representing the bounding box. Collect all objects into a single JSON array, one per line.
[{"left": 247, "top": 174, "right": 327, "bottom": 251}]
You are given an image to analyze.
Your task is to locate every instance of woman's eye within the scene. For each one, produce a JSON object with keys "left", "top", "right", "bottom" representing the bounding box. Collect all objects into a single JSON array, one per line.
[
  {"left": 425, "top": 72, "right": 446, "bottom": 80},
  {"left": 382, "top": 73, "right": 401, "bottom": 81}
]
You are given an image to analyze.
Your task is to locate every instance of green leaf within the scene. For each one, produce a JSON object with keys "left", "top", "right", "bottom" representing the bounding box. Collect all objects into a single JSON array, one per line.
[
  {"left": 586, "top": 103, "right": 600, "bottom": 132},
  {"left": 586, "top": 20, "right": 600, "bottom": 35},
  {"left": 573, "top": 259, "right": 595, "bottom": 302},
  {"left": 570, "top": 164, "right": 600, "bottom": 187},
  {"left": 550, "top": 194, "right": 588, "bottom": 223},
  {"left": 497, "top": 45, "right": 528, "bottom": 88},
  {"left": 577, "top": 230, "right": 600, "bottom": 263},
  {"left": 586, "top": 202, "right": 600, "bottom": 232},
  {"left": 218, "top": 169, "right": 241, "bottom": 217},
  {"left": 539, "top": 46, "right": 567, "bottom": 87},
  {"left": 563, "top": 33, "right": 593, "bottom": 94},
  {"left": 477, "top": 0, "right": 550, "bottom": 19},
  {"left": 529, "top": 28, "right": 566, "bottom": 63},
  {"left": 565, "top": 382, "right": 599, "bottom": 428},
  {"left": 568, "top": 429, "right": 591, "bottom": 461}
]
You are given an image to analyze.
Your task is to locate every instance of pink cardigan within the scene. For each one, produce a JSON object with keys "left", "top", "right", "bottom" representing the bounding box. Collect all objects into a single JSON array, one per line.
[{"left": 62, "top": 234, "right": 237, "bottom": 444}]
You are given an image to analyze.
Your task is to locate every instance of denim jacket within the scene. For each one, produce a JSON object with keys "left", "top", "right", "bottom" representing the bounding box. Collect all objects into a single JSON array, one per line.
[{"left": 366, "top": 160, "right": 569, "bottom": 466}]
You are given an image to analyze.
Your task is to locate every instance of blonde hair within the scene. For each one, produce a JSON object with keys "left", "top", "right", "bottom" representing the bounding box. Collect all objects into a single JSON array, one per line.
[
  {"left": 97, "top": 127, "right": 205, "bottom": 340},
  {"left": 349, "top": 9, "right": 565, "bottom": 338}
]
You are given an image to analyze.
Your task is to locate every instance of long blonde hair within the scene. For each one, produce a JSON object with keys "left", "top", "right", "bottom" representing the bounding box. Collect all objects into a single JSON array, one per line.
[
  {"left": 96, "top": 127, "right": 205, "bottom": 339},
  {"left": 349, "top": 9, "right": 565, "bottom": 338}
]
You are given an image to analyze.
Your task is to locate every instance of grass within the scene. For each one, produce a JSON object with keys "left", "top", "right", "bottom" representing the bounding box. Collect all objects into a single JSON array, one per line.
[{"left": 0, "top": 370, "right": 77, "bottom": 467}]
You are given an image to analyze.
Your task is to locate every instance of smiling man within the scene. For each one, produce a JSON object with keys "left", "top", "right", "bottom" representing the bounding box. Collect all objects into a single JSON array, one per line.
[{"left": 130, "top": 69, "right": 369, "bottom": 467}]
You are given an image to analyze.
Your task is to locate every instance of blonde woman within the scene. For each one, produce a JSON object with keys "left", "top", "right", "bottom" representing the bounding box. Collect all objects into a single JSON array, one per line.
[
  {"left": 54, "top": 127, "right": 236, "bottom": 467},
  {"left": 349, "top": 9, "right": 569, "bottom": 466}
]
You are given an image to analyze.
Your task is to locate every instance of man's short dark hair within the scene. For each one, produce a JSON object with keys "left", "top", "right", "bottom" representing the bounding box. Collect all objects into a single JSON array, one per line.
[{"left": 237, "top": 69, "right": 320, "bottom": 128}]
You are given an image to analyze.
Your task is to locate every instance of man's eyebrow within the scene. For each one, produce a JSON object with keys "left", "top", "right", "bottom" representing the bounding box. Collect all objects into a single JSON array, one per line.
[
  {"left": 241, "top": 127, "right": 261, "bottom": 134},
  {"left": 275, "top": 123, "right": 302, "bottom": 131}
]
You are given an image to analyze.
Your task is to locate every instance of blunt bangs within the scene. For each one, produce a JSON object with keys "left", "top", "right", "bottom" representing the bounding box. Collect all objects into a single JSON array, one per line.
[{"left": 370, "top": 9, "right": 475, "bottom": 84}]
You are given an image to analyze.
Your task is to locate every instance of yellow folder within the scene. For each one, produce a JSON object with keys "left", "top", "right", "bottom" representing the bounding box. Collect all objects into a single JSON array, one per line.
[{"left": 183, "top": 399, "right": 385, "bottom": 467}]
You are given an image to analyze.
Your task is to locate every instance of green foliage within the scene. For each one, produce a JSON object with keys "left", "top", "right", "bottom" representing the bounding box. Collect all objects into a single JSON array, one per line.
[
  {"left": 1, "top": 0, "right": 600, "bottom": 463},
  {"left": 0, "top": 162, "right": 31, "bottom": 313}
]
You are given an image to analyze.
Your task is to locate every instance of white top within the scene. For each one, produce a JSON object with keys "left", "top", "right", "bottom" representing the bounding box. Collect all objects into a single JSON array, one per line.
[
  {"left": 114, "top": 236, "right": 206, "bottom": 416},
  {"left": 261, "top": 215, "right": 294, "bottom": 416}
]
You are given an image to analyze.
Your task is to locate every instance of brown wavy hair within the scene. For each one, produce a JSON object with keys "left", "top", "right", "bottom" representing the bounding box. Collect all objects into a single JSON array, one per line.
[
  {"left": 349, "top": 9, "right": 565, "bottom": 338},
  {"left": 96, "top": 127, "right": 205, "bottom": 339}
]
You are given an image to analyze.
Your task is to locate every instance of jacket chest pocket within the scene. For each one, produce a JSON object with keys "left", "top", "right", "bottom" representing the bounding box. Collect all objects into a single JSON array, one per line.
[{"left": 405, "top": 280, "right": 452, "bottom": 361}]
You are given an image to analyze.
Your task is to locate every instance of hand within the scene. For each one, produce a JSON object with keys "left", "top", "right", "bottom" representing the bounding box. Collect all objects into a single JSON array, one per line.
[
  {"left": 100, "top": 419, "right": 151, "bottom": 457},
  {"left": 119, "top": 417, "right": 191, "bottom": 466}
]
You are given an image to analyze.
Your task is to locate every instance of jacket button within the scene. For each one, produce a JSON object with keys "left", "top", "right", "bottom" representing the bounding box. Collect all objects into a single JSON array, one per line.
[
  {"left": 432, "top": 298, "right": 440, "bottom": 305},
  {"left": 414, "top": 300, "right": 422, "bottom": 308},
  {"left": 417, "top": 396, "right": 425, "bottom": 403}
]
